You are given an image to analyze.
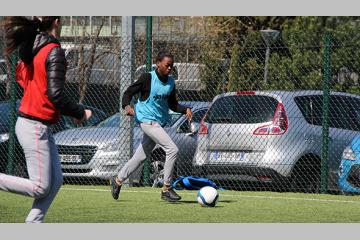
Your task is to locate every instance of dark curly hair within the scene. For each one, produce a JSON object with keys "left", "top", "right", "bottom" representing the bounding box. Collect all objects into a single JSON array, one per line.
[
  {"left": 3, "top": 16, "right": 60, "bottom": 63},
  {"left": 156, "top": 51, "right": 174, "bottom": 63}
]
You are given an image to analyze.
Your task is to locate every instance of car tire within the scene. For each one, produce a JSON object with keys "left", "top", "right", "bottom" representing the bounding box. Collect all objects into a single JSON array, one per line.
[
  {"left": 290, "top": 156, "right": 321, "bottom": 193},
  {"left": 140, "top": 150, "right": 178, "bottom": 188},
  {"left": 149, "top": 158, "right": 165, "bottom": 188}
]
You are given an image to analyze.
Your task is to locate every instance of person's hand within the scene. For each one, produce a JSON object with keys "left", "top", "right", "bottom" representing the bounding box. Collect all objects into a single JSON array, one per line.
[
  {"left": 125, "top": 105, "right": 135, "bottom": 116},
  {"left": 74, "top": 109, "right": 92, "bottom": 125},
  {"left": 185, "top": 108, "right": 193, "bottom": 121}
]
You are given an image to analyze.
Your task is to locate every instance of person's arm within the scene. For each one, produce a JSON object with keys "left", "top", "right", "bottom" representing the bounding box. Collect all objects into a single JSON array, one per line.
[
  {"left": 121, "top": 73, "right": 150, "bottom": 109},
  {"left": 45, "top": 46, "right": 85, "bottom": 120},
  {"left": 168, "top": 86, "right": 187, "bottom": 113},
  {"left": 15, "top": 61, "right": 26, "bottom": 89},
  {"left": 168, "top": 86, "right": 193, "bottom": 120}
]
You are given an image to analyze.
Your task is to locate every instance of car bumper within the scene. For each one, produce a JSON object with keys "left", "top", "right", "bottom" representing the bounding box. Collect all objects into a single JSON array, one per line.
[
  {"left": 62, "top": 163, "right": 121, "bottom": 179},
  {"left": 59, "top": 146, "right": 125, "bottom": 179},
  {"left": 192, "top": 165, "right": 286, "bottom": 183},
  {"left": 338, "top": 158, "right": 360, "bottom": 193}
]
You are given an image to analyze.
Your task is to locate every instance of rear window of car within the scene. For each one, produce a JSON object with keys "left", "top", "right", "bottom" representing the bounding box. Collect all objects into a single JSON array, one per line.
[
  {"left": 204, "top": 95, "right": 278, "bottom": 124},
  {"left": 294, "top": 95, "right": 360, "bottom": 131}
]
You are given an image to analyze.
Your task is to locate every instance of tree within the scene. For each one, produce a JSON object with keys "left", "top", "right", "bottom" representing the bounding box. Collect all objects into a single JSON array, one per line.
[
  {"left": 227, "top": 43, "right": 241, "bottom": 91},
  {"left": 199, "top": 17, "right": 360, "bottom": 95},
  {"left": 76, "top": 17, "right": 106, "bottom": 104}
]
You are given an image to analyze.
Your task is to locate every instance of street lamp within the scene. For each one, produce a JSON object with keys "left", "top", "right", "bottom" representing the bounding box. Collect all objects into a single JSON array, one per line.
[{"left": 261, "top": 29, "right": 280, "bottom": 85}]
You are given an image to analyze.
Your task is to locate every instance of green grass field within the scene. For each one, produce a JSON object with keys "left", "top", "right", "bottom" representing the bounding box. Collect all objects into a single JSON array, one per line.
[{"left": 2, "top": 185, "right": 360, "bottom": 223}]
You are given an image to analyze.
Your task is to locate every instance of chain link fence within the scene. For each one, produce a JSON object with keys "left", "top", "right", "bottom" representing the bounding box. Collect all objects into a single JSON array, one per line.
[{"left": 2, "top": 27, "right": 360, "bottom": 194}]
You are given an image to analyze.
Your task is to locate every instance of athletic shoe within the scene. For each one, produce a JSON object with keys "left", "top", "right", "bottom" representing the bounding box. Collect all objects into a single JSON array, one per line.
[
  {"left": 110, "top": 176, "right": 122, "bottom": 200},
  {"left": 161, "top": 187, "right": 181, "bottom": 202}
]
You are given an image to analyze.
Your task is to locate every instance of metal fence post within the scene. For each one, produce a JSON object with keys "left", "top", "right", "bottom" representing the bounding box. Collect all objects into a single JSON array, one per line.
[
  {"left": 321, "top": 32, "right": 332, "bottom": 194},
  {"left": 6, "top": 52, "right": 18, "bottom": 175},
  {"left": 142, "top": 16, "right": 153, "bottom": 186},
  {"left": 119, "top": 16, "right": 135, "bottom": 185}
]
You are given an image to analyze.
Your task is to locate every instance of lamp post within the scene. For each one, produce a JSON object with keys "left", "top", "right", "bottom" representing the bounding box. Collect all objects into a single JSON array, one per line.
[{"left": 260, "top": 29, "right": 280, "bottom": 85}]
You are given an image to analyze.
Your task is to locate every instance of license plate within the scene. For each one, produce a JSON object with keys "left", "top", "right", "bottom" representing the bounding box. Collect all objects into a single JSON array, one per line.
[
  {"left": 60, "top": 154, "right": 82, "bottom": 163},
  {"left": 210, "top": 151, "right": 245, "bottom": 162}
]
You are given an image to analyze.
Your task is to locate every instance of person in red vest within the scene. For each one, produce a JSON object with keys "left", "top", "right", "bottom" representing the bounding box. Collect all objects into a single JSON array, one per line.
[{"left": 0, "top": 16, "right": 92, "bottom": 223}]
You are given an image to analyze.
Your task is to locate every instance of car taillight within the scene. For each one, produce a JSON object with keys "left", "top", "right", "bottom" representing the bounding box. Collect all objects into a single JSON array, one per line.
[
  {"left": 199, "top": 122, "right": 208, "bottom": 135},
  {"left": 253, "top": 102, "right": 288, "bottom": 135}
]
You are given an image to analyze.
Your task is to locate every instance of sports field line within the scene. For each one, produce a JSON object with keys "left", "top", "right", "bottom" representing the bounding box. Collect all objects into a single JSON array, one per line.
[{"left": 61, "top": 187, "right": 360, "bottom": 204}]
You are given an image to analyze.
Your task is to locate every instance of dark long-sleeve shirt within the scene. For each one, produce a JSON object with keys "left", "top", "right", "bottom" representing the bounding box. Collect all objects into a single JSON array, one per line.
[{"left": 122, "top": 70, "right": 188, "bottom": 114}]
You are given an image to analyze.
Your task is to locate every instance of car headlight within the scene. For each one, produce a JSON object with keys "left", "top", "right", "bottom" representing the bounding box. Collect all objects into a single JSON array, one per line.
[
  {"left": 342, "top": 146, "right": 357, "bottom": 161},
  {"left": 100, "top": 139, "right": 140, "bottom": 152},
  {"left": 0, "top": 133, "right": 9, "bottom": 143},
  {"left": 99, "top": 140, "right": 120, "bottom": 152}
]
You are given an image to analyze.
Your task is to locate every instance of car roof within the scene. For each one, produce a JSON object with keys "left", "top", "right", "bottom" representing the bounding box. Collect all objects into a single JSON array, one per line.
[
  {"left": 178, "top": 101, "right": 211, "bottom": 110},
  {"left": 213, "top": 90, "right": 360, "bottom": 103}
]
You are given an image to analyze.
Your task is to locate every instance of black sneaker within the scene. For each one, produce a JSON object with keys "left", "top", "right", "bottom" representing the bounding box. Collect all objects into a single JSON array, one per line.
[
  {"left": 110, "top": 176, "right": 122, "bottom": 200},
  {"left": 161, "top": 188, "right": 181, "bottom": 202}
]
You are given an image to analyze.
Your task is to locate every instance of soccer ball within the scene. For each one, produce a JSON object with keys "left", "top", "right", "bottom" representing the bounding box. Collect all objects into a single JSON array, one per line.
[{"left": 197, "top": 186, "right": 219, "bottom": 207}]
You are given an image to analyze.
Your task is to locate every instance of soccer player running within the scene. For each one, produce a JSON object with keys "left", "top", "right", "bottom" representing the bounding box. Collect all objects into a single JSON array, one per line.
[
  {"left": 110, "top": 51, "right": 193, "bottom": 202},
  {"left": 0, "top": 16, "right": 92, "bottom": 223}
]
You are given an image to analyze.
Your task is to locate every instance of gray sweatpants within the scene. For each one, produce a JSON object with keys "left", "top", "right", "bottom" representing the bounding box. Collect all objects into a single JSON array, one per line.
[
  {"left": 118, "top": 122, "right": 178, "bottom": 185},
  {"left": 0, "top": 117, "right": 63, "bottom": 223}
]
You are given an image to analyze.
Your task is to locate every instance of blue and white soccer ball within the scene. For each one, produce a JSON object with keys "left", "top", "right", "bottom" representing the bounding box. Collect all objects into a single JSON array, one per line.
[{"left": 197, "top": 186, "right": 219, "bottom": 207}]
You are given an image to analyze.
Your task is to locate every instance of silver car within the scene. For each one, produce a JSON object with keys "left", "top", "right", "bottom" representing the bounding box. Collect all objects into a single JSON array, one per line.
[
  {"left": 193, "top": 91, "right": 360, "bottom": 192},
  {"left": 54, "top": 102, "right": 210, "bottom": 185}
]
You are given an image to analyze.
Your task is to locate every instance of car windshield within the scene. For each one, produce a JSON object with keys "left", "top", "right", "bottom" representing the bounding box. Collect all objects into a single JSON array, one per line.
[
  {"left": 97, "top": 111, "right": 182, "bottom": 128},
  {"left": 50, "top": 105, "right": 107, "bottom": 132},
  {"left": 205, "top": 95, "right": 278, "bottom": 124},
  {"left": 167, "top": 111, "right": 182, "bottom": 127},
  {"left": 97, "top": 114, "right": 120, "bottom": 127}
]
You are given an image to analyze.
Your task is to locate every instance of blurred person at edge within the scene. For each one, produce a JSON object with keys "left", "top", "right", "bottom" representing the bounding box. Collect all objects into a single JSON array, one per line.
[
  {"left": 0, "top": 16, "right": 92, "bottom": 223},
  {"left": 110, "top": 51, "right": 193, "bottom": 202}
]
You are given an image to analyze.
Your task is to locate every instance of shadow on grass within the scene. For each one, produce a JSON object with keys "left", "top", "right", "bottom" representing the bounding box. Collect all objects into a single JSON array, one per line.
[
  {"left": 161, "top": 199, "right": 236, "bottom": 207},
  {"left": 219, "top": 200, "right": 236, "bottom": 203}
]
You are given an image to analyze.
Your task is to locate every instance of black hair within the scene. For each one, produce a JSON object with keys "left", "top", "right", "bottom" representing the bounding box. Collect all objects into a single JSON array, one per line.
[
  {"left": 3, "top": 16, "right": 60, "bottom": 63},
  {"left": 156, "top": 51, "right": 174, "bottom": 62}
]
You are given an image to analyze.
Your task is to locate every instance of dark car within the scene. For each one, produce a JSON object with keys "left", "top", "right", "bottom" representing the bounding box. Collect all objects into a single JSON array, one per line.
[{"left": 0, "top": 100, "right": 108, "bottom": 175}]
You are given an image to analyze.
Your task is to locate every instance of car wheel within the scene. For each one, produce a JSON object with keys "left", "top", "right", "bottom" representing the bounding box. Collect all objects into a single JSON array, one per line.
[
  {"left": 141, "top": 149, "right": 180, "bottom": 188},
  {"left": 149, "top": 159, "right": 165, "bottom": 188},
  {"left": 290, "top": 156, "right": 321, "bottom": 193}
]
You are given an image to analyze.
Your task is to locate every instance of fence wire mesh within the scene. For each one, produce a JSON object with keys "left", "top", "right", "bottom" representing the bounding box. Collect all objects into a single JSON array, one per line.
[{"left": 2, "top": 26, "right": 360, "bottom": 194}]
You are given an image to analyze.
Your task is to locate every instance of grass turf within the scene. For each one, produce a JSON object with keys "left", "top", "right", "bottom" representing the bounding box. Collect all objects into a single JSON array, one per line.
[{"left": 1, "top": 185, "right": 360, "bottom": 223}]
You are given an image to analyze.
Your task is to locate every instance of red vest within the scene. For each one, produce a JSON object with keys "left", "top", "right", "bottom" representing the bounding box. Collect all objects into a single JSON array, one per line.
[{"left": 16, "top": 43, "right": 61, "bottom": 123}]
